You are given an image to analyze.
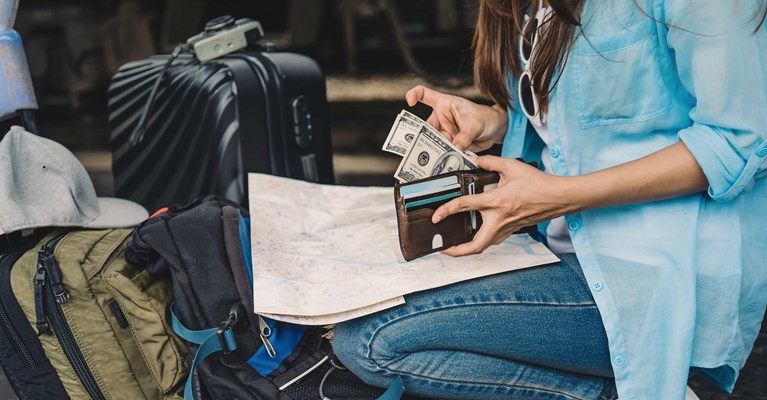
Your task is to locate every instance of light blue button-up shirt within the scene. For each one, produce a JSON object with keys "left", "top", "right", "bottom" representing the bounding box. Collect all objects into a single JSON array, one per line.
[{"left": 501, "top": 1, "right": 767, "bottom": 399}]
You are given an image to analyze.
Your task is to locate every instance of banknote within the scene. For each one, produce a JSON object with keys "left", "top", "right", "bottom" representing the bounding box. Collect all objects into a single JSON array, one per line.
[
  {"left": 382, "top": 110, "right": 424, "bottom": 156},
  {"left": 394, "top": 125, "right": 478, "bottom": 183}
]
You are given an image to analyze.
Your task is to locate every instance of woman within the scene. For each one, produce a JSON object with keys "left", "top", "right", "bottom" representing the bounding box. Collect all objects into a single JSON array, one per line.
[{"left": 332, "top": 0, "right": 767, "bottom": 399}]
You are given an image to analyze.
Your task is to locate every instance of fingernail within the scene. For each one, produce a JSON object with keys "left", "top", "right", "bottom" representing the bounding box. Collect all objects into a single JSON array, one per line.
[{"left": 432, "top": 214, "right": 441, "bottom": 224}]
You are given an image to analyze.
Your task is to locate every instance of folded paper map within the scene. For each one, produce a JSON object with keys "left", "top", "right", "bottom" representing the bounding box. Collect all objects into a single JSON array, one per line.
[{"left": 249, "top": 173, "right": 559, "bottom": 324}]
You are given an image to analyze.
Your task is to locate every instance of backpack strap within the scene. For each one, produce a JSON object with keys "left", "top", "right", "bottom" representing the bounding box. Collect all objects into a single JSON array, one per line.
[
  {"left": 377, "top": 376, "right": 404, "bottom": 400},
  {"left": 171, "top": 302, "right": 240, "bottom": 400},
  {"left": 221, "top": 206, "right": 253, "bottom": 313}
]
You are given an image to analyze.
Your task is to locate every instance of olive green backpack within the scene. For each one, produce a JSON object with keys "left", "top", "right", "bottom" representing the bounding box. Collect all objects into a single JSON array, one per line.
[{"left": 9, "top": 228, "right": 188, "bottom": 399}]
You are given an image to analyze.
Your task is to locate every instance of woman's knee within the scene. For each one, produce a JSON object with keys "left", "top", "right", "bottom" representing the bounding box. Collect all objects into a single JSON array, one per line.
[
  {"left": 331, "top": 315, "right": 403, "bottom": 387},
  {"left": 332, "top": 318, "right": 384, "bottom": 383}
]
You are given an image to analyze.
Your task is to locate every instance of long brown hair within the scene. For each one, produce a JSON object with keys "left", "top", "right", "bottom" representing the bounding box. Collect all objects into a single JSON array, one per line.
[
  {"left": 473, "top": 0, "right": 582, "bottom": 112},
  {"left": 474, "top": 0, "right": 767, "bottom": 111}
]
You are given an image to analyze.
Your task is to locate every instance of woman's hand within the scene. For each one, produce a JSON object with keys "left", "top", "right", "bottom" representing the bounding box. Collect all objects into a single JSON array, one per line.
[
  {"left": 405, "top": 85, "right": 508, "bottom": 153},
  {"left": 432, "top": 156, "right": 578, "bottom": 256},
  {"left": 431, "top": 142, "right": 710, "bottom": 257}
]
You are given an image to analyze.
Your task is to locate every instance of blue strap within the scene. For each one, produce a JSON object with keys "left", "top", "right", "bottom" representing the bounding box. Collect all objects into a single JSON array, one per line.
[
  {"left": 377, "top": 376, "right": 404, "bottom": 400},
  {"left": 171, "top": 303, "right": 238, "bottom": 400},
  {"left": 172, "top": 300, "right": 402, "bottom": 400},
  {"left": 239, "top": 216, "right": 254, "bottom": 284}
]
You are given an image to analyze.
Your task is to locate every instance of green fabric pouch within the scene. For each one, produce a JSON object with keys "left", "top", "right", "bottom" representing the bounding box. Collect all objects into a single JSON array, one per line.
[{"left": 11, "top": 229, "right": 188, "bottom": 400}]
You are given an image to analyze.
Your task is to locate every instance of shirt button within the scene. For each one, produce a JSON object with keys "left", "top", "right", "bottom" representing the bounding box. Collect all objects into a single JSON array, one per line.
[
  {"left": 550, "top": 147, "right": 560, "bottom": 158},
  {"left": 757, "top": 148, "right": 767, "bottom": 158},
  {"left": 567, "top": 220, "right": 581, "bottom": 231},
  {"left": 614, "top": 355, "right": 626, "bottom": 366},
  {"left": 592, "top": 282, "right": 604, "bottom": 292}
]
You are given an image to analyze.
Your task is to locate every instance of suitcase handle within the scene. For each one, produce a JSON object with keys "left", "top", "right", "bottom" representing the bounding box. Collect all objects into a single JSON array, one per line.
[{"left": 129, "top": 44, "right": 188, "bottom": 147}]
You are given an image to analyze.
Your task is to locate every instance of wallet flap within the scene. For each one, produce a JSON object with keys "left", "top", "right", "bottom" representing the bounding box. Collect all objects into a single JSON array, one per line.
[{"left": 396, "top": 207, "right": 469, "bottom": 261}]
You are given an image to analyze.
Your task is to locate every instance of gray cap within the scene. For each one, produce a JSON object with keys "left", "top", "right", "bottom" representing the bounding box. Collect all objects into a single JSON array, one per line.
[{"left": 0, "top": 126, "right": 148, "bottom": 235}]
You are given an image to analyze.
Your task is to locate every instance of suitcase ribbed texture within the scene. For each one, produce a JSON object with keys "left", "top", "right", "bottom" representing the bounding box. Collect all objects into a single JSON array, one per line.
[
  {"left": 108, "top": 56, "right": 243, "bottom": 213},
  {"left": 108, "top": 50, "right": 334, "bottom": 213}
]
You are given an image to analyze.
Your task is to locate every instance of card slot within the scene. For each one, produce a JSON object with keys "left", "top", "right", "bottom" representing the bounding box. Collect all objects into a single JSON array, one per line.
[
  {"left": 404, "top": 187, "right": 461, "bottom": 204},
  {"left": 400, "top": 212, "right": 469, "bottom": 259},
  {"left": 402, "top": 183, "right": 461, "bottom": 200},
  {"left": 403, "top": 207, "right": 435, "bottom": 221},
  {"left": 399, "top": 175, "right": 460, "bottom": 197},
  {"left": 405, "top": 191, "right": 461, "bottom": 211}
]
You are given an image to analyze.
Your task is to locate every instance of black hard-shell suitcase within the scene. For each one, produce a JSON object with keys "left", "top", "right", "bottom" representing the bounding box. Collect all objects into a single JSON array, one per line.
[
  {"left": 107, "top": 45, "right": 334, "bottom": 213},
  {"left": 0, "top": 231, "right": 69, "bottom": 400}
]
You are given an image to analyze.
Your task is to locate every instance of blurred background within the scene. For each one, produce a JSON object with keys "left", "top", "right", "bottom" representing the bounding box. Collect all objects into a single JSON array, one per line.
[
  {"left": 0, "top": 0, "right": 764, "bottom": 398},
  {"left": 3, "top": 0, "right": 488, "bottom": 190}
]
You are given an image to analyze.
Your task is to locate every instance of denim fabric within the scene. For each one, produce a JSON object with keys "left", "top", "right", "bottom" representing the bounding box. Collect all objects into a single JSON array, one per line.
[
  {"left": 500, "top": 1, "right": 767, "bottom": 398},
  {"left": 333, "top": 254, "right": 619, "bottom": 400}
]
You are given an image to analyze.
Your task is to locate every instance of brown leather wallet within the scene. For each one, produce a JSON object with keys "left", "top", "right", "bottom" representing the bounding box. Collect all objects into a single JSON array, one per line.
[{"left": 394, "top": 168, "right": 537, "bottom": 262}]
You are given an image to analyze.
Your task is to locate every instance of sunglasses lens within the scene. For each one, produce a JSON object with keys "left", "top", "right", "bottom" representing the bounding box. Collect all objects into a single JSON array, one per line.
[{"left": 519, "top": 74, "right": 536, "bottom": 117}]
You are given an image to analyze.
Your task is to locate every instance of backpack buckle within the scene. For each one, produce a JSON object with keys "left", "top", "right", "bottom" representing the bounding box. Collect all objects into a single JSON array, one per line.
[{"left": 217, "top": 303, "right": 244, "bottom": 354}]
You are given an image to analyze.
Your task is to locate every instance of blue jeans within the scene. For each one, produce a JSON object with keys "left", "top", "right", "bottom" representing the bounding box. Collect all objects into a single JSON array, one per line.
[{"left": 331, "top": 254, "right": 619, "bottom": 400}]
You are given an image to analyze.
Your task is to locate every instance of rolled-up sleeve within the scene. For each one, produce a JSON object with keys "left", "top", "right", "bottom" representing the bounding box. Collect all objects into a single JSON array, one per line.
[{"left": 663, "top": 0, "right": 767, "bottom": 202}]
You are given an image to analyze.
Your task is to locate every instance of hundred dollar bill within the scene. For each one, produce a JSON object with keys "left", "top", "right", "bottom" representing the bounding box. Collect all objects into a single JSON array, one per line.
[
  {"left": 382, "top": 110, "right": 424, "bottom": 156},
  {"left": 394, "top": 125, "right": 478, "bottom": 183}
]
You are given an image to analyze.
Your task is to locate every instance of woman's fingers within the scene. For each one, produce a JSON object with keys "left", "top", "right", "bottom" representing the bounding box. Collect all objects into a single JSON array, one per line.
[
  {"left": 437, "top": 114, "right": 459, "bottom": 137},
  {"left": 452, "top": 132, "right": 475, "bottom": 151},
  {"left": 432, "top": 192, "right": 491, "bottom": 224},
  {"left": 475, "top": 155, "right": 510, "bottom": 172},
  {"left": 405, "top": 85, "right": 442, "bottom": 107},
  {"left": 441, "top": 223, "right": 494, "bottom": 256},
  {"left": 426, "top": 112, "right": 441, "bottom": 131},
  {"left": 442, "top": 220, "right": 523, "bottom": 257}
]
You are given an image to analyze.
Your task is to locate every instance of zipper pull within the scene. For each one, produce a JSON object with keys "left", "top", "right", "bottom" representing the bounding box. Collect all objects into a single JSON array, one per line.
[
  {"left": 258, "top": 316, "right": 277, "bottom": 359},
  {"left": 40, "top": 249, "right": 69, "bottom": 304},
  {"left": 33, "top": 254, "right": 51, "bottom": 335}
]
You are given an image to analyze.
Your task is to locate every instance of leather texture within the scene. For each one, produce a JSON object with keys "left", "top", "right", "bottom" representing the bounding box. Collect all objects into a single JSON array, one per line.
[
  {"left": 395, "top": 170, "right": 500, "bottom": 261},
  {"left": 395, "top": 165, "right": 538, "bottom": 262}
]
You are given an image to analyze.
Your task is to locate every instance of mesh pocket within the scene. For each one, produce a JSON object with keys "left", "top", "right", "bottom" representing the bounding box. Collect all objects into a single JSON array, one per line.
[
  {"left": 282, "top": 359, "right": 384, "bottom": 400},
  {"left": 321, "top": 369, "right": 385, "bottom": 399}
]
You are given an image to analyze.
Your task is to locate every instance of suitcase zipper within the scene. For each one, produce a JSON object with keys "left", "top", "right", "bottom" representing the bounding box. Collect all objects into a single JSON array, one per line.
[
  {"left": 0, "top": 252, "right": 37, "bottom": 369},
  {"left": 34, "top": 233, "right": 107, "bottom": 400}
]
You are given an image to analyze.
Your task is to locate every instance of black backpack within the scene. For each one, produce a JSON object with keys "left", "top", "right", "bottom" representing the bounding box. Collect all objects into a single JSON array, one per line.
[
  {"left": 125, "top": 197, "right": 404, "bottom": 400},
  {"left": 0, "top": 230, "right": 69, "bottom": 400}
]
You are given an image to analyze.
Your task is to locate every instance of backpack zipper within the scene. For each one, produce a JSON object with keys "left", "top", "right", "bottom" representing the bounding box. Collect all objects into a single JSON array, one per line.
[
  {"left": 0, "top": 251, "right": 37, "bottom": 369},
  {"left": 34, "top": 233, "right": 107, "bottom": 400},
  {"left": 33, "top": 233, "right": 68, "bottom": 335}
]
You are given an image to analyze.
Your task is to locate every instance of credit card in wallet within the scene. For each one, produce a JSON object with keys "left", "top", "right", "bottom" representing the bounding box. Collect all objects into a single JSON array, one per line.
[
  {"left": 405, "top": 191, "right": 462, "bottom": 212},
  {"left": 400, "top": 175, "right": 459, "bottom": 198},
  {"left": 403, "top": 183, "right": 461, "bottom": 202}
]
